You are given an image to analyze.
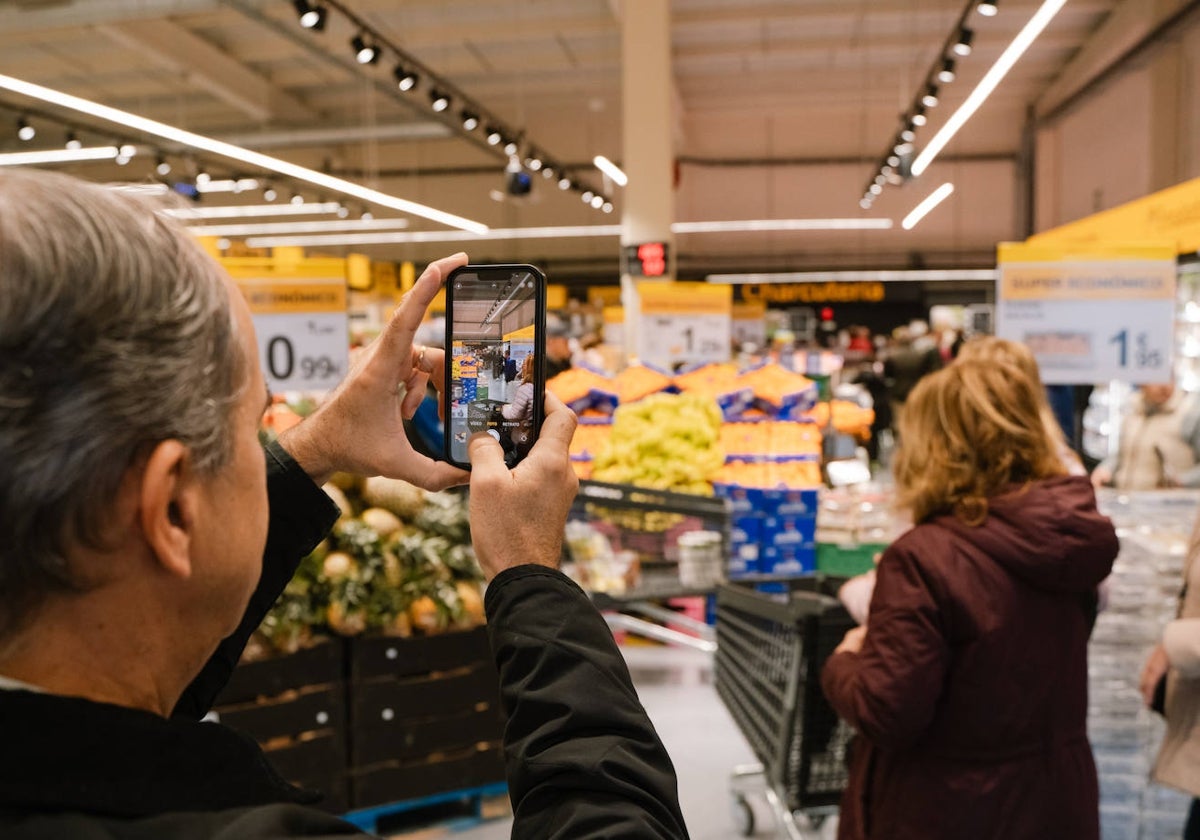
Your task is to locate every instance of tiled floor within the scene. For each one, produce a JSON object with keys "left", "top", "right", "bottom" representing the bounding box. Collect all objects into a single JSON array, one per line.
[{"left": 393, "top": 643, "right": 837, "bottom": 839}]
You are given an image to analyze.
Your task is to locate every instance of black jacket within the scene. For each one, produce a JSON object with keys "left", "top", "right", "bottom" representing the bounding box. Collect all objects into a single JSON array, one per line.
[{"left": 0, "top": 443, "right": 688, "bottom": 839}]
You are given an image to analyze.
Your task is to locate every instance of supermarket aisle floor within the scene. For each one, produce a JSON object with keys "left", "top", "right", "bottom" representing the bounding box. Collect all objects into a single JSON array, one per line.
[{"left": 403, "top": 643, "right": 776, "bottom": 840}]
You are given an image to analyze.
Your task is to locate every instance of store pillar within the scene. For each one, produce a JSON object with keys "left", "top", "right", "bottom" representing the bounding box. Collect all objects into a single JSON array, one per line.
[{"left": 617, "top": 0, "right": 676, "bottom": 362}]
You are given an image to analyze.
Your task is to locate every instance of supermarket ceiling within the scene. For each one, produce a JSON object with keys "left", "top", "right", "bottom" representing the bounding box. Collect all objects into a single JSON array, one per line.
[{"left": 0, "top": 0, "right": 1127, "bottom": 276}]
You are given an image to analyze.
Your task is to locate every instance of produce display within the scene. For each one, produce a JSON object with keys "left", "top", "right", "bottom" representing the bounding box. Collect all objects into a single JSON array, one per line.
[
  {"left": 610, "top": 364, "right": 674, "bottom": 404},
  {"left": 591, "top": 392, "right": 725, "bottom": 495},
  {"left": 249, "top": 473, "right": 485, "bottom": 658},
  {"left": 802, "top": 399, "right": 875, "bottom": 441}
]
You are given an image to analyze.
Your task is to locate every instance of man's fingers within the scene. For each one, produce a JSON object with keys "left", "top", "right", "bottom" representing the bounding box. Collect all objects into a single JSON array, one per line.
[
  {"left": 376, "top": 253, "right": 467, "bottom": 371},
  {"left": 467, "top": 431, "right": 510, "bottom": 481},
  {"left": 418, "top": 460, "right": 471, "bottom": 491},
  {"left": 402, "top": 370, "right": 429, "bottom": 418}
]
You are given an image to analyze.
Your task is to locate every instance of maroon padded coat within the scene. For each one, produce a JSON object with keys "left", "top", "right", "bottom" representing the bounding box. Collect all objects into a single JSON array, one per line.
[{"left": 822, "top": 476, "right": 1118, "bottom": 840}]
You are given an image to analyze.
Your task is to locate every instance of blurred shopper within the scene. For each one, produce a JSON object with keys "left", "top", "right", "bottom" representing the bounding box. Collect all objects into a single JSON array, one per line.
[
  {"left": 822, "top": 359, "right": 1118, "bottom": 840},
  {"left": 1091, "top": 383, "right": 1200, "bottom": 489},
  {"left": 0, "top": 170, "right": 687, "bottom": 839},
  {"left": 545, "top": 318, "right": 574, "bottom": 381},
  {"left": 883, "top": 325, "right": 941, "bottom": 433},
  {"left": 1141, "top": 514, "right": 1200, "bottom": 840}
]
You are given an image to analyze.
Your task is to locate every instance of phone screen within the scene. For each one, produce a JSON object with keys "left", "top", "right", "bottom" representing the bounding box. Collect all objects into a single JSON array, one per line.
[{"left": 445, "top": 265, "right": 546, "bottom": 469}]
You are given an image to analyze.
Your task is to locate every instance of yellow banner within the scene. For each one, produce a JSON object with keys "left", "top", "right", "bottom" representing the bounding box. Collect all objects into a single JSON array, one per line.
[
  {"left": 590, "top": 286, "right": 623, "bottom": 307},
  {"left": 732, "top": 302, "right": 767, "bottom": 320},
  {"left": 504, "top": 324, "right": 537, "bottom": 341},
  {"left": 1030, "top": 176, "right": 1200, "bottom": 255},
  {"left": 236, "top": 279, "right": 347, "bottom": 314},
  {"left": 637, "top": 281, "right": 731, "bottom": 316},
  {"left": 603, "top": 305, "right": 624, "bottom": 324},
  {"left": 547, "top": 284, "right": 568, "bottom": 310},
  {"left": 997, "top": 242, "right": 1177, "bottom": 301}
]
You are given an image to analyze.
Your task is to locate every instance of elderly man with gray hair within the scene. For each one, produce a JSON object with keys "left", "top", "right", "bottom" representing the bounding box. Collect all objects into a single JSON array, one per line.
[{"left": 0, "top": 169, "right": 687, "bottom": 839}]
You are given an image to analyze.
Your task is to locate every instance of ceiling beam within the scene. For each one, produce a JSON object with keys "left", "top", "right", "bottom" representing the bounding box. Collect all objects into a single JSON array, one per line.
[
  {"left": 0, "top": 0, "right": 220, "bottom": 34},
  {"left": 95, "top": 18, "right": 317, "bottom": 123}
]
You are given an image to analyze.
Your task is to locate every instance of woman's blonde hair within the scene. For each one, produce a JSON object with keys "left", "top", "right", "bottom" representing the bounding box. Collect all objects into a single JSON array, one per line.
[
  {"left": 520, "top": 353, "right": 536, "bottom": 383},
  {"left": 894, "top": 357, "right": 1067, "bottom": 526},
  {"left": 957, "top": 336, "right": 1073, "bottom": 456}
]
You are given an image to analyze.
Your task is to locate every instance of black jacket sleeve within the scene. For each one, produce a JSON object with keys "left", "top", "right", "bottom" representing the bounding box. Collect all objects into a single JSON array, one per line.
[
  {"left": 172, "top": 441, "right": 340, "bottom": 720},
  {"left": 484, "top": 566, "right": 689, "bottom": 839}
]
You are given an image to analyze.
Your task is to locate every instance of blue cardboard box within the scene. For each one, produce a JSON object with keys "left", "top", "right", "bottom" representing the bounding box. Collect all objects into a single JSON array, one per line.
[{"left": 759, "top": 542, "right": 816, "bottom": 576}]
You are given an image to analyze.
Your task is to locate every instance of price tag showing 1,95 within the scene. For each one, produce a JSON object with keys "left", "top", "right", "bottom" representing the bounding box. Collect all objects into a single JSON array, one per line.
[{"left": 237, "top": 278, "right": 349, "bottom": 393}]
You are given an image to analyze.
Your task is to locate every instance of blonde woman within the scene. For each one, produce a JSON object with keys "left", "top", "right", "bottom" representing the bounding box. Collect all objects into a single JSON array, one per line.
[{"left": 822, "top": 359, "right": 1118, "bottom": 840}]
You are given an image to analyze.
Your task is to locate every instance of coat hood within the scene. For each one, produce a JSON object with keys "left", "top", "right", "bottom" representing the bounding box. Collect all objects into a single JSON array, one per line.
[{"left": 934, "top": 475, "right": 1117, "bottom": 594}]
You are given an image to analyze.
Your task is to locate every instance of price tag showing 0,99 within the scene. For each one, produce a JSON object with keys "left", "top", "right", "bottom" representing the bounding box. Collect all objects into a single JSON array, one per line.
[{"left": 237, "top": 278, "right": 349, "bottom": 393}]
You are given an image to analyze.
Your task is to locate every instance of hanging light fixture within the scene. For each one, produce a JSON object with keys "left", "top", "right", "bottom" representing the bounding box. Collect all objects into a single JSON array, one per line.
[
  {"left": 460, "top": 110, "right": 480, "bottom": 131},
  {"left": 351, "top": 34, "right": 379, "bottom": 65},
  {"left": 953, "top": 28, "right": 974, "bottom": 56},
  {"left": 978, "top": 1, "right": 999, "bottom": 17},
  {"left": 937, "top": 58, "right": 957, "bottom": 84},
  {"left": 922, "top": 85, "right": 940, "bottom": 108},
  {"left": 394, "top": 66, "right": 418, "bottom": 92},
  {"left": 429, "top": 89, "right": 451, "bottom": 112},
  {"left": 16, "top": 117, "right": 35, "bottom": 141},
  {"left": 64, "top": 131, "right": 81, "bottom": 150},
  {"left": 293, "top": 1, "right": 327, "bottom": 30}
]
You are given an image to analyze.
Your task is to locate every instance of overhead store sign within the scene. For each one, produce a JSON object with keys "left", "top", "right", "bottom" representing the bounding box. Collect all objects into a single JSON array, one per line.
[
  {"left": 738, "top": 282, "right": 886, "bottom": 304},
  {"left": 237, "top": 277, "right": 349, "bottom": 393},
  {"left": 1031, "top": 175, "right": 1200, "bottom": 255},
  {"left": 636, "top": 281, "right": 731, "bottom": 370},
  {"left": 995, "top": 243, "right": 1176, "bottom": 385}
]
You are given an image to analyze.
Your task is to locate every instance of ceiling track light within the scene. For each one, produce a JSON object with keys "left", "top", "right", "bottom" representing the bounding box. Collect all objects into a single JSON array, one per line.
[
  {"left": 64, "top": 131, "right": 81, "bottom": 150},
  {"left": 953, "top": 28, "right": 974, "bottom": 56},
  {"left": 293, "top": 0, "right": 327, "bottom": 30},
  {"left": 601, "top": 201, "right": 613, "bottom": 213},
  {"left": 262, "top": 184, "right": 278, "bottom": 202},
  {"left": 541, "top": 164, "right": 556, "bottom": 179},
  {"left": 938, "top": 58, "right": 957, "bottom": 84},
  {"left": 155, "top": 155, "right": 171, "bottom": 176},
  {"left": 900, "top": 127, "right": 916, "bottom": 142},
  {"left": 581, "top": 189, "right": 595, "bottom": 203},
  {"left": 912, "top": 107, "right": 928, "bottom": 127},
  {"left": 394, "top": 66, "right": 418, "bottom": 92},
  {"left": 16, "top": 117, "right": 35, "bottom": 141},
  {"left": 558, "top": 176, "right": 572, "bottom": 191},
  {"left": 485, "top": 126, "right": 502, "bottom": 146},
  {"left": 351, "top": 34, "right": 379, "bottom": 65},
  {"left": 978, "top": 0, "right": 999, "bottom": 16},
  {"left": 429, "top": 88, "right": 450, "bottom": 112},
  {"left": 503, "top": 138, "right": 518, "bottom": 156},
  {"left": 461, "top": 110, "right": 479, "bottom": 131},
  {"left": 922, "top": 85, "right": 940, "bottom": 108},
  {"left": 526, "top": 152, "right": 543, "bottom": 171}
]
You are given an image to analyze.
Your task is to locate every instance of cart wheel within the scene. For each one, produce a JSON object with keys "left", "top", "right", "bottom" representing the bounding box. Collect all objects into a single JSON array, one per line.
[{"left": 731, "top": 795, "right": 755, "bottom": 836}]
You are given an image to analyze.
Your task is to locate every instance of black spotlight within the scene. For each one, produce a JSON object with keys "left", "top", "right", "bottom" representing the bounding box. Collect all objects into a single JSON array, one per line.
[
  {"left": 293, "top": 1, "right": 327, "bottom": 30},
  {"left": 953, "top": 28, "right": 974, "bottom": 57},
  {"left": 429, "top": 89, "right": 451, "bottom": 113},
  {"left": 394, "top": 65, "right": 418, "bottom": 91},
  {"left": 507, "top": 169, "right": 532, "bottom": 196},
  {"left": 461, "top": 110, "right": 480, "bottom": 131},
  {"left": 351, "top": 34, "right": 379, "bottom": 65}
]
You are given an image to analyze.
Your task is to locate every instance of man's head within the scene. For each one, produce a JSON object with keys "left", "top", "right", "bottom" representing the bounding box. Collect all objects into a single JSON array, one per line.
[
  {"left": 1141, "top": 383, "right": 1175, "bottom": 408},
  {"left": 546, "top": 320, "right": 571, "bottom": 361},
  {"left": 0, "top": 170, "right": 268, "bottom": 665}
]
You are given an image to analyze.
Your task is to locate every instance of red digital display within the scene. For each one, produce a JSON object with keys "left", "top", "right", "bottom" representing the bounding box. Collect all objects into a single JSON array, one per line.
[{"left": 624, "top": 241, "right": 670, "bottom": 277}]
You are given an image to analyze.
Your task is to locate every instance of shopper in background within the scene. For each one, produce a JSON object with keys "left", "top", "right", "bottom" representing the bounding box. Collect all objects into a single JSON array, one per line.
[
  {"left": 882, "top": 324, "right": 941, "bottom": 435},
  {"left": 545, "top": 318, "right": 574, "bottom": 381},
  {"left": 1141, "top": 515, "right": 1200, "bottom": 840},
  {"left": 0, "top": 170, "right": 687, "bottom": 840},
  {"left": 1090, "top": 383, "right": 1200, "bottom": 489},
  {"left": 822, "top": 359, "right": 1119, "bottom": 840}
]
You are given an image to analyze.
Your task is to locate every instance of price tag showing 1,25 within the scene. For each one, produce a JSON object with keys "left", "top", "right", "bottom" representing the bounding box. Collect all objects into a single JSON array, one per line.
[
  {"left": 236, "top": 278, "right": 349, "bottom": 393},
  {"left": 635, "top": 281, "right": 732, "bottom": 370}
]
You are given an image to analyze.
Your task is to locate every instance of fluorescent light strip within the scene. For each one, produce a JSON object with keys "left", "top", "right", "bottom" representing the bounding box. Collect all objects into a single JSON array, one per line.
[
  {"left": 246, "top": 224, "right": 623, "bottom": 248},
  {"left": 902, "top": 183, "right": 955, "bottom": 230},
  {"left": 593, "top": 155, "right": 628, "bottom": 187},
  {"left": 0, "top": 145, "right": 120, "bottom": 166},
  {"left": 165, "top": 202, "right": 344, "bottom": 220},
  {"left": 0, "top": 73, "right": 488, "bottom": 234},
  {"left": 707, "top": 269, "right": 996, "bottom": 284},
  {"left": 196, "top": 178, "right": 260, "bottom": 194},
  {"left": 673, "top": 218, "right": 893, "bottom": 233},
  {"left": 188, "top": 218, "right": 412, "bottom": 237},
  {"left": 242, "top": 217, "right": 897, "bottom": 247},
  {"left": 912, "top": 0, "right": 1067, "bottom": 176}
]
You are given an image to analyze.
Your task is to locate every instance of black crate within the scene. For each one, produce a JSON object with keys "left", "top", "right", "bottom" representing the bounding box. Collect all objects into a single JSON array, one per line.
[
  {"left": 714, "top": 576, "right": 856, "bottom": 812},
  {"left": 350, "top": 663, "right": 500, "bottom": 732},
  {"left": 350, "top": 743, "right": 506, "bottom": 810},
  {"left": 350, "top": 702, "right": 504, "bottom": 767},
  {"left": 217, "top": 638, "right": 344, "bottom": 705},
  {"left": 262, "top": 731, "right": 346, "bottom": 786},
  {"left": 215, "top": 685, "right": 345, "bottom": 743},
  {"left": 349, "top": 626, "right": 493, "bottom": 682}
]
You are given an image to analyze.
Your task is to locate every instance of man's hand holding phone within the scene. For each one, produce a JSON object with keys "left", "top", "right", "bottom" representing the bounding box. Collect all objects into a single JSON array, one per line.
[{"left": 467, "top": 393, "right": 578, "bottom": 581}]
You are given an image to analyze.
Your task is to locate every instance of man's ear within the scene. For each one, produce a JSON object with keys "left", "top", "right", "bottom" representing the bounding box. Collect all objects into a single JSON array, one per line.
[{"left": 138, "top": 440, "right": 198, "bottom": 580}]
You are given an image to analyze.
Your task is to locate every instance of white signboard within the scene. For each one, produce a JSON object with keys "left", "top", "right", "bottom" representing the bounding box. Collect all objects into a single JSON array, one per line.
[
  {"left": 237, "top": 278, "right": 349, "bottom": 393},
  {"left": 635, "top": 282, "right": 732, "bottom": 371},
  {"left": 996, "top": 251, "right": 1176, "bottom": 385}
]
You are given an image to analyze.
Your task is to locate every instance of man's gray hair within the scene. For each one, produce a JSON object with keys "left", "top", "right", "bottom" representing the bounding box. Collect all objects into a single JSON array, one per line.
[{"left": 0, "top": 169, "right": 248, "bottom": 638}]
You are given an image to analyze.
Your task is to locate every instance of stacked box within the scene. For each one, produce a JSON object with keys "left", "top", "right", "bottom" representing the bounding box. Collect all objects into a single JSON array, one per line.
[
  {"left": 714, "top": 484, "right": 819, "bottom": 577},
  {"left": 346, "top": 627, "right": 506, "bottom": 810},
  {"left": 1091, "top": 490, "right": 1200, "bottom": 840},
  {"left": 213, "top": 639, "right": 349, "bottom": 814}
]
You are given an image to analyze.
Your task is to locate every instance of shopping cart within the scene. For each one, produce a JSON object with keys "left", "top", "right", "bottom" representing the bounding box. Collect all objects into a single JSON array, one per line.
[{"left": 715, "top": 577, "right": 856, "bottom": 838}]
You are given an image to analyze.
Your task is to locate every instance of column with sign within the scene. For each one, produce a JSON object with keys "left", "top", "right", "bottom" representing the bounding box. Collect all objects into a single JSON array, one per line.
[
  {"left": 636, "top": 281, "right": 732, "bottom": 370},
  {"left": 995, "top": 243, "right": 1176, "bottom": 384},
  {"left": 238, "top": 277, "right": 350, "bottom": 393}
]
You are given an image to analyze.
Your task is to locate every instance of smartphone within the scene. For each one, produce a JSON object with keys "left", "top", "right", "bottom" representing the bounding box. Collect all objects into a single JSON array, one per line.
[{"left": 444, "top": 264, "right": 547, "bottom": 469}]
